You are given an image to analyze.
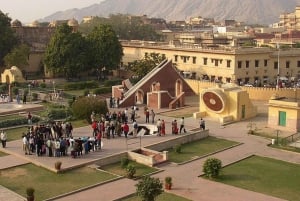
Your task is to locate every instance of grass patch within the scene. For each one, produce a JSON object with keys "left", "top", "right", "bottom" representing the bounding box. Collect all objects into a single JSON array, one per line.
[
  {"left": 167, "top": 136, "right": 239, "bottom": 163},
  {"left": 269, "top": 144, "right": 300, "bottom": 153},
  {"left": 69, "top": 119, "right": 89, "bottom": 128},
  {"left": 121, "top": 192, "right": 192, "bottom": 201},
  {"left": 100, "top": 160, "right": 158, "bottom": 178},
  {"left": 0, "top": 115, "right": 22, "bottom": 121},
  {"left": 214, "top": 155, "right": 300, "bottom": 201},
  {"left": 5, "top": 127, "right": 29, "bottom": 141},
  {"left": 0, "top": 151, "right": 8, "bottom": 157},
  {"left": 0, "top": 164, "right": 116, "bottom": 201}
]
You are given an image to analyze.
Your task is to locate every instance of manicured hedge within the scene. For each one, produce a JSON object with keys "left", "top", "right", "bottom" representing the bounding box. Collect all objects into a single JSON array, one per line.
[
  {"left": 0, "top": 116, "right": 40, "bottom": 128},
  {"left": 103, "top": 79, "right": 122, "bottom": 87},
  {"left": 92, "top": 87, "right": 111, "bottom": 95},
  {"left": 63, "top": 81, "right": 99, "bottom": 90}
]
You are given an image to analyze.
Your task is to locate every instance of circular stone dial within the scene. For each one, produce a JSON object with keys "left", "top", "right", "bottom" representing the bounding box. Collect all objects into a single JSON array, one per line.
[{"left": 202, "top": 91, "right": 225, "bottom": 113}]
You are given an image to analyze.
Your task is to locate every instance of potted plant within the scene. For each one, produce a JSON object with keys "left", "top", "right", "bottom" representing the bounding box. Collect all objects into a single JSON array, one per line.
[
  {"left": 26, "top": 187, "right": 35, "bottom": 201},
  {"left": 164, "top": 176, "right": 172, "bottom": 190},
  {"left": 54, "top": 161, "right": 62, "bottom": 171}
]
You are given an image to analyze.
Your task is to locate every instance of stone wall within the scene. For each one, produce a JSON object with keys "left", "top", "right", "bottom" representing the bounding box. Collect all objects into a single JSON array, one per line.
[{"left": 185, "top": 79, "right": 300, "bottom": 101}]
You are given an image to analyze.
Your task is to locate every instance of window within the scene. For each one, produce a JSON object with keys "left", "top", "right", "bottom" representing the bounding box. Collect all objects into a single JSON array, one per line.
[
  {"left": 286, "top": 61, "right": 290, "bottom": 68},
  {"left": 214, "top": 60, "right": 218, "bottom": 67},
  {"left": 203, "top": 58, "right": 207, "bottom": 65},
  {"left": 264, "top": 59, "right": 268, "bottom": 67},
  {"left": 255, "top": 60, "right": 259, "bottom": 67},
  {"left": 174, "top": 55, "right": 178, "bottom": 62},
  {"left": 274, "top": 61, "right": 278, "bottom": 69},
  {"left": 192, "top": 57, "right": 196, "bottom": 64},
  {"left": 297, "top": 60, "right": 300, "bottom": 67},
  {"left": 183, "top": 57, "right": 187, "bottom": 63},
  {"left": 238, "top": 61, "right": 242, "bottom": 68},
  {"left": 227, "top": 60, "right": 231, "bottom": 68},
  {"left": 246, "top": 60, "right": 250, "bottom": 68}
]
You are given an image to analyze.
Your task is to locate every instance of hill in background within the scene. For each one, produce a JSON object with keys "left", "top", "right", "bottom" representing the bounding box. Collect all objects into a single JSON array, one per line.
[{"left": 42, "top": 0, "right": 300, "bottom": 25}]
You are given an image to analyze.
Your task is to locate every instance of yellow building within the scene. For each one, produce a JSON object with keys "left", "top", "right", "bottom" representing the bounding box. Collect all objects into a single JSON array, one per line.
[
  {"left": 195, "top": 83, "right": 256, "bottom": 124},
  {"left": 268, "top": 97, "right": 300, "bottom": 132},
  {"left": 1, "top": 66, "right": 26, "bottom": 84},
  {"left": 122, "top": 41, "right": 300, "bottom": 85},
  {"left": 279, "top": 6, "right": 300, "bottom": 31}
]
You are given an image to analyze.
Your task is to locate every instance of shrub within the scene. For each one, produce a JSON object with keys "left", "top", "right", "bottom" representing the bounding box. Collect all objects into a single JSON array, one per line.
[
  {"left": 40, "top": 82, "right": 46, "bottom": 88},
  {"left": 103, "top": 79, "right": 122, "bottom": 87},
  {"left": 12, "top": 87, "right": 19, "bottom": 95},
  {"left": 126, "top": 164, "right": 136, "bottom": 178},
  {"left": 47, "top": 108, "right": 68, "bottom": 120},
  {"left": 121, "top": 157, "right": 129, "bottom": 168},
  {"left": 63, "top": 81, "right": 98, "bottom": 90},
  {"left": 54, "top": 161, "right": 62, "bottom": 170},
  {"left": 136, "top": 176, "right": 163, "bottom": 201},
  {"left": 83, "top": 89, "right": 89, "bottom": 96},
  {"left": 26, "top": 187, "right": 35, "bottom": 197},
  {"left": 92, "top": 87, "right": 111, "bottom": 95},
  {"left": 203, "top": 158, "right": 222, "bottom": 179},
  {"left": 173, "top": 144, "right": 182, "bottom": 153},
  {"left": 72, "top": 96, "right": 108, "bottom": 122},
  {"left": 32, "top": 93, "right": 38, "bottom": 101},
  {"left": 0, "top": 116, "right": 40, "bottom": 128}
]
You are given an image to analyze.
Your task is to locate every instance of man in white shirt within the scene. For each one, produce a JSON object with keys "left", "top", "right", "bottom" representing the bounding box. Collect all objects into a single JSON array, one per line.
[{"left": 0, "top": 130, "right": 7, "bottom": 148}]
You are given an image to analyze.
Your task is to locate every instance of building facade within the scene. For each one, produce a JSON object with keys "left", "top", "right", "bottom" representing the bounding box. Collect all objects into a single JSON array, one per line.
[{"left": 122, "top": 41, "right": 300, "bottom": 86}]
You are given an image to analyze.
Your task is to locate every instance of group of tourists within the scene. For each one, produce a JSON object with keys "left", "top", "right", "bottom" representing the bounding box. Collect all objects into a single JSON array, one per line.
[{"left": 20, "top": 121, "right": 91, "bottom": 158}]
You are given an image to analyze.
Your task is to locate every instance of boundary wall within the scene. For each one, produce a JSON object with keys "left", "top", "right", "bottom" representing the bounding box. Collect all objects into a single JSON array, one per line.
[{"left": 186, "top": 79, "right": 300, "bottom": 101}]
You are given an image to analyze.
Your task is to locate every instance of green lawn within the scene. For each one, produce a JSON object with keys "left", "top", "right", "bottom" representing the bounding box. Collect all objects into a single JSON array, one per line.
[
  {"left": 69, "top": 119, "right": 89, "bottom": 128},
  {"left": 167, "top": 136, "right": 239, "bottom": 163},
  {"left": 6, "top": 127, "right": 28, "bottom": 141},
  {"left": 0, "top": 164, "right": 116, "bottom": 201},
  {"left": 0, "top": 114, "right": 22, "bottom": 121},
  {"left": 215, "top": 155, "right": 300, "bottom": 201},
  {"left": 100, "top": 160, "right": 158, "bottom": 178},
  {"left": 0, "top": 151, "right": 8, "bottom": 157},
  {"left": 121, "top": 192, "right": 192, "bottom": 201}
]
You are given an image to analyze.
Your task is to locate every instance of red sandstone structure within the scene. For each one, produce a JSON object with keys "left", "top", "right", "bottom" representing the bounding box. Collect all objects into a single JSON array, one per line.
[{"left": 112, "top": 59, "right": 195, "bottom": 109}]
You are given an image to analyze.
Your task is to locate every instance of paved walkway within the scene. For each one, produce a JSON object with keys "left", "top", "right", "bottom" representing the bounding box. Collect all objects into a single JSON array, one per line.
[{"left": 0, "top": 101, "right": 299, "bottom": 201}]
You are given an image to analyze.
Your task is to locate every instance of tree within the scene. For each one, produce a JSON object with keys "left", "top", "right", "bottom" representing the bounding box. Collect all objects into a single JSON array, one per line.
[
  {"left": 127, "top": 52, "right": 166, "bottom": 79},
  {"left": 136, "top": 176, "right": 163, "bottom": 201},
  {"left": 44, "top": 23, "right": 88, "bottom": 78},
  {"left": 0, "top": 10, "right": 18, "bottom": 66},
  {"left": 4, "top": 44, "right": 30, "bottom": 67},
  {"left": 87, "top": 24, "right": 123, "bottom": 71}
]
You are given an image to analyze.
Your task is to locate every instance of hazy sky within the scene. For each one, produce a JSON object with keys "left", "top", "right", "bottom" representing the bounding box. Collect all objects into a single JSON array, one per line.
[{"left": 0, "top": 0, "right": 104, "bottom": 23}]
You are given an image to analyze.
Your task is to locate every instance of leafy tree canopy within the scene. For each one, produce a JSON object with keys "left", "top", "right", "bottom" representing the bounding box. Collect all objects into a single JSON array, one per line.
[
  {"left": 87, "top": 24, "right": 123, "bottom": 70},
  {"left": 126, "top": 52, "right": 166, "bottom": 79},
  {"left": 0, "top": 10, "right": 18, "bottom": 66},
  {"left": 44, "top": 24, "right": 89, "bottom": 78},
  {"left": 4, "top": 44, "right": 30, "bottom": 67}
]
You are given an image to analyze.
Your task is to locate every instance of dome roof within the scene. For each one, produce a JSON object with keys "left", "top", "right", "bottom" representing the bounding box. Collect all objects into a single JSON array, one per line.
[
  {"left": 11, "top": 19, "right": 22, "bottom": 27},
  {"left": 67, "top": 18, "right": 78, "bottom": 27}
]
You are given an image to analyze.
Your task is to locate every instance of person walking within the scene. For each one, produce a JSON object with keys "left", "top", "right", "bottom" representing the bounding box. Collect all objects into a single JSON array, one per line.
[
  {"left": 156, "top": 119, "right": 162, "bottom": 136},
  {"left": 145, "top": 109, "right": 150, "bottom": 123},
  {"left": 179, "top": 117, "right": 186, "bottom": 134},
  {"left": 161, "top": 120, "right": 166, "bottom": 136},
  {"left": 0, "top": 130, "right": 7, "bottom": 148},
  {"left": 172, "top": 119, "right": 178, "bottom": 134},
  {"left": 133, "top": 120, "right": 138, "bottom": 137},
  {"left": 200, "top": 118, "right": 206, "bottom": 130},
  {"left": 123, "top": 122, "right": 129, "bottom": 138},
  {"left": 151, "top": 109, "right": 155, "bottom": 124}
]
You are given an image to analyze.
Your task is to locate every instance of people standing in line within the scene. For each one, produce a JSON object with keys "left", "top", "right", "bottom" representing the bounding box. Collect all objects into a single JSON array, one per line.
[
  {"left": 96, "top": 130, "right": 102, "bottom": 150},
  {"left": 179, "top": 117, "right": 186, "bottom": 134},
  {"left": 161, "top": 120, "right": 166, "bottom": 136},
  {"left": 200, "top": 118, "right": 206, "bottom": 130},
  {"left": 0, "top": 130, "right": 7, "bottom": 148},
  {"left": 123, "top": 122, "right": 129, "bottom": 138},
  {"left": 22, "top": 134, "right": 30, "bottom": 155},
  {"left": 156, "top": 119, "right": 162, "bottom": 136},
  {"left": 145, "top": 109, "right": 150, "bottom": 123},
  {"left": 151, "top": 109, "right": 155, "bottom": 124}
]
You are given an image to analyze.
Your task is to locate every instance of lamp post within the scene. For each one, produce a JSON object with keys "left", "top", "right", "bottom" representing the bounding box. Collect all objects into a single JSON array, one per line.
[
  {"left": 28, "top": 84, "right": 31, "bottom": 103},
  {"left": 276, "top": 43, "right": 280, "bottom": 89}
]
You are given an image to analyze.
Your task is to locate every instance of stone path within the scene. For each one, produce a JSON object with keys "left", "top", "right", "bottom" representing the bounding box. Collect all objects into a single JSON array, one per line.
[{"left": 0, "top": 101, "right": 299, "bottom": 201}]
